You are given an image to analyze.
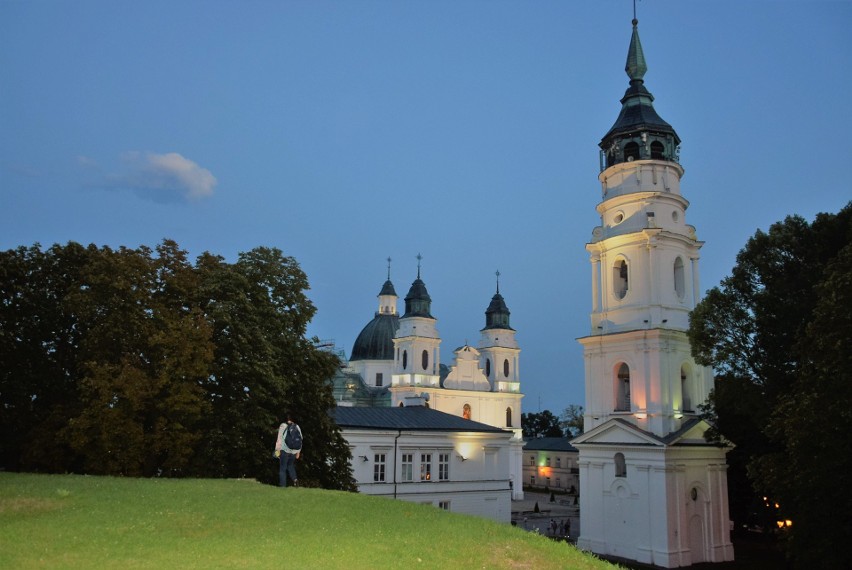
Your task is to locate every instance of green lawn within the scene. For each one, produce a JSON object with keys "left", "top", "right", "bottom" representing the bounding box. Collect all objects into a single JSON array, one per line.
[{"left": 0, "top": 472, "right": 618, "bottom": 569}]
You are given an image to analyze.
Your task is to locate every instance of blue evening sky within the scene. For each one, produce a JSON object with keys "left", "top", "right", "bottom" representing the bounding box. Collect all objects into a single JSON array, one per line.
[{"left": 2, "top": 1, "right": 850, "bottom": 414}]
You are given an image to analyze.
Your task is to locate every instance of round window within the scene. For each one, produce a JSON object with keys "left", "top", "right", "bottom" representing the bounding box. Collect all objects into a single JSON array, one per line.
[{"left": 614, "top": 212, "right": 624, "bottom": 224}]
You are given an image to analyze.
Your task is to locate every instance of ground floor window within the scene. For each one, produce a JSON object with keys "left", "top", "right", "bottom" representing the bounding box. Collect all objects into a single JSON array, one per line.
[
  {"left": 438, "top": 501, "right": 450, "bottom": 511},
  {"left": 373, "top": 453, "right": 386, "bottom": 482},
  {"left": 421, "top": 453, "right": 432, "bottom": 481},
  {"left": 438, "top": 453, "right": 450, "bottom": 481},
  {"left": 401, "top": 453, "right": 413, "bottom": 482}
]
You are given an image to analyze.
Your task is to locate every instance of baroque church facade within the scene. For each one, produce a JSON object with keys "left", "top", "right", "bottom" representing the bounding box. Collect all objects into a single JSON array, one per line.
[
  {"left": 331, "top": 262, "right": 525, "bottom": 501},
  {"left": 571, "top": 18, "right": 735, "bottom": 567}
]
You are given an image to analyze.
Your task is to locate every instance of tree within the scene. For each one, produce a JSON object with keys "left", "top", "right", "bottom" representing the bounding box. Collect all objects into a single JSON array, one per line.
[
  {"left": 559, "top": 405, "right": 584, "bottom": 438},
  {"left": 689, "top": 203, "right": 852, "bottom": 565},
  {"left": 521, "top": 410, "right": 563, "bottom": 438}
]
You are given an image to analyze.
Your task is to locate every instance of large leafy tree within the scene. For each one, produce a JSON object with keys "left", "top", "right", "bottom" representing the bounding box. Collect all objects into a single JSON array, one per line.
[
  {"left": 0, "top": 240, "right": 353, "bottom": 490},
  {"left": 521, "top": 410, "right": 564, "bottom": 438},
  {"left": 688, "top": 203, "right": 852, "bottom": 566},
  {"left": 559, "top": 405, "right": 584, "bottom": 438}
]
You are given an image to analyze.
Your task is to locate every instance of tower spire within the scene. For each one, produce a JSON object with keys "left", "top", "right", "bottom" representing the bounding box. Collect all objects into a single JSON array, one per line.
[{"left": 495, "top": 269, "right": 501, "bottom": 294}]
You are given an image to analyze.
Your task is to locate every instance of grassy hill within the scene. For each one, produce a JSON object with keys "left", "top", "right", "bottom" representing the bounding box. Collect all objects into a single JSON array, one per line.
[{"left": 0, "top": 472, "right": 618, "bottom": 569}]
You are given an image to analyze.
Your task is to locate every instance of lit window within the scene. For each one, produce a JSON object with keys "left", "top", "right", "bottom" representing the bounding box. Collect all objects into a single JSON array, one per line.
[
  {"left": 463, "top": 404, "right": 471, "bottom": 420},
  {"left": 421, "top": 453, "right": 432, "bottom": 481},
  {"left": 374, "top": 454, "right": 386, "bottom": 482}
]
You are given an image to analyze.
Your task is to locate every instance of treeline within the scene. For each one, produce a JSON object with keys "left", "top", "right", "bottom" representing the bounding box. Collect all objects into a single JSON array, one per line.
[{"left": 0, "top": 240, "right": 353, "bottom": 489}]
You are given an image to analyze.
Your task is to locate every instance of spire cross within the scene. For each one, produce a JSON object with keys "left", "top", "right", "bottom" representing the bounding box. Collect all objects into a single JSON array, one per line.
[
  {"left": 387, "top": 257, "right": 392, "bottom": 280},
  {"left": 416, "top": 253, "right": 422, "bottom": 279},
  {"left": 496, "top": 270, "right": 501, "bottom": 293}
]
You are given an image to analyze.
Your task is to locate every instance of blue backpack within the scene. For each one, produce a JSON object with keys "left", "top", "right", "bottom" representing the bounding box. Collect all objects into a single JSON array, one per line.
[{"left": 284, "top": 423, "right": 302, "bottom": 451}]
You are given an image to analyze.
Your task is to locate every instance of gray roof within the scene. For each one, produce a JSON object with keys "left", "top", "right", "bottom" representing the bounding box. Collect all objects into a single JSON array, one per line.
[
  {"left": 523, "top": 437, "right": 578, "bottom": 453},
  {"left": 330, "top": 406, "right": 507, "bottom": 433}
]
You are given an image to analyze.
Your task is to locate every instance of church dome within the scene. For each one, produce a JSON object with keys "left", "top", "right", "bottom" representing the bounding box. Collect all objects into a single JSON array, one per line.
[
  {"left": 350, "top": 313, "right": 399, "bottom": 361},
  {"left": 483, "top": 291, "right": 514, "bottom": 331}
]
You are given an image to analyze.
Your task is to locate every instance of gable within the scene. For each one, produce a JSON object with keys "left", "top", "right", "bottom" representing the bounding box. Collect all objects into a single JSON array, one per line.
[{"left": 572, "top": 419, "right": 662, "bottom": 447}]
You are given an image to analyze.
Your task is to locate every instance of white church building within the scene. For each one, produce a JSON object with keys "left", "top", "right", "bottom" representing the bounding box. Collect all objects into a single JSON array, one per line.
[
  {"left": 571, "top": 18, "right": 735, "bottom": 567},
  {"left": 330, "top": 261, "right": 525, "bottom": 503}
]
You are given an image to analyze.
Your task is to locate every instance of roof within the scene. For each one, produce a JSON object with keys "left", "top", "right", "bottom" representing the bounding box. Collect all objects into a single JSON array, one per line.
[
  {"left": 350, "top": 313, "right": 399, "bottom": 361},
  {"left": 403, "top": 277, "right": 433, "bottom": 318},
  {"left": 330, "top": 405, "right": 508, "bottom": 433},
  {"left": 523, "top": 437, "right": 578, "bottom": 453}
]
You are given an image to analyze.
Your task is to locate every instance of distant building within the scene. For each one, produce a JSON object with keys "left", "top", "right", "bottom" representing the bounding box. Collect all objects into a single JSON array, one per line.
[
  {"left": 332, "top": 404, "right": 513, "bottom": 522},
  {"left": 330, "top": 260, "right": 525, "bottom": 500},
  {"left": 522, "top": 437, "right": 579, "bottom": 496},
  {"left": 571, "top": 17, "right": 734, "bottom": 567}
]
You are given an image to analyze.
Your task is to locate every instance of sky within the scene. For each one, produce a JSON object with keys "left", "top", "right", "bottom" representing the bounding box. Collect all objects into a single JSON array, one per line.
[{"left": 2, "top": 1, "right": 850, "bottom": 415}]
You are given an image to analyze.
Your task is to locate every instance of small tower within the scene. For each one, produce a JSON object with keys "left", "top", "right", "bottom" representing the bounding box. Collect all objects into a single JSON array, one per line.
[
  {"left": 572, "top": 17, "right": 734, "bottom": 567},
  {"left": 478, "top": 271, "right": 520, "bottom": 395},
  {"left": 391, "top": 255, "right": 441, "bottom": 394}
]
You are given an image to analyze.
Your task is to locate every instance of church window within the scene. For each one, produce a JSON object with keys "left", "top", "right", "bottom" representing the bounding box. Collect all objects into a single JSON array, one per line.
[
  {"left": 422, "top": 349, "right": 429, "bottom": 370},
  {"left": 506, "top": 407, "right": 513, "bottom": 427},
  {"left": 374, "top": 454, "right": 386, "bottom": 482},
  {"left": 401, "top": 453, "right": 413, "bottom": 482},
  {"left": 375, "top": 373, "right": 383, "bottom": 387},
  {"left": 613, "top": 211, "right": 624, "bottom": 224},
  {"left": 624, "top": 141, "right": 640, "bottom": 161},
  {"left": 650, "top": 140, "right": 664, "bottom": 159},
  {"left": 674, "top": 257, "right": 685, "bottom": 300},
  {"left": 613, "top": 259, "right": 629, "bottom": 300},
  {"left": 681, "top": 364, "right": 693, "bottom": 411},
  {"left": 420, "top": 454, "right": 432, "bottom": 481},
  {"left": 615, "top": 363, "right": 631, "bottom": 411},
  {"left": 438, "top": 453, "right": 450, "bottom": 481},
  {"left": 614, "top": 453, "right": 627, "bottom": 477},
  {"left": 402, "top": 350, "right": 408, "bottom": 370},
  {"left": 503, "top": 359, "right": 510, "bottom": 378},
  {"left": 463, "top": 404, "right": 471, "bottom": 420},
  {"left": 485, "top": 358, "right": 491, "bottom": 377}
]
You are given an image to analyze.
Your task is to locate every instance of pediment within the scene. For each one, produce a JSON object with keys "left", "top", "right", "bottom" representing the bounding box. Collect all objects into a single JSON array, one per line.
[{"left": 572, "top": 419, "right": 662, "bottom": 447}]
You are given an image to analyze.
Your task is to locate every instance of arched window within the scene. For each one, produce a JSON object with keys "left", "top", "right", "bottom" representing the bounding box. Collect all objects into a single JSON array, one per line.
[
  {"left": 402, "top": 350, "right": 408, "bottom": 370},
  {"left": 613, "top": 259, "right": 629, "bottom": 300},
  {"left": 614, "top": 453, "right": 627, "bottom": 478},
  {"left": 422, "top": 349, "right": 429, "bottom": 371},
  {"left": 463, "top": 404, "right": 471, "bottom": 420},
  {"left": 615, "top": 363, "right": 631, "bottom": 411},
  {"left": 650, "top": 140, "right": 664, "bottom": 159},
  {"left": 681, "top": 365, "right": 692, "bottom": 412},
  {"left": 485, "top": 358, "right": 491, "bottom": 377},
  {"left": 506, "top": 407, "right": 513, "bottom": 427},
  {"left": 674, "top": 257, "right": 685, "bottom": 300},
  {"left": 624, "top": 141, "right": 640, "bottom": 162},
  {"left": 503, "top": 359, "right": 510, "bottom": 378}
]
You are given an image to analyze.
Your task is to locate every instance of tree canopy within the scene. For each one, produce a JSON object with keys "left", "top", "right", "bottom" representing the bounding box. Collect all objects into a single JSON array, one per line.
[
  {"left": 688, "top": 203, "right": 852, "bottom": 566},
  {"left": 521, "top": 410, "right": 564, "bottom": 438},
  {"left": 0, "top": 240, "right": 353, "bottom": 490}
]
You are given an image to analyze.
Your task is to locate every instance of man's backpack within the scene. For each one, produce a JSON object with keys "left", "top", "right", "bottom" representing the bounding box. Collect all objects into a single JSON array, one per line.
[{"left": 284, "top": 423, "right": 302, "bottom": 451}]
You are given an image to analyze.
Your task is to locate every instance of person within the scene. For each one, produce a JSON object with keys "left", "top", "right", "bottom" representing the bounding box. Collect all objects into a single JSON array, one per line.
[{"left": 274, "top": 413, "right": 302, "bottom": 487}]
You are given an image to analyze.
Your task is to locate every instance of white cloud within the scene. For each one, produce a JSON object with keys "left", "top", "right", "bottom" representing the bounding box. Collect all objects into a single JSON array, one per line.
[{"left": 94, "top": 151, "right": 217, "bottom": 203}]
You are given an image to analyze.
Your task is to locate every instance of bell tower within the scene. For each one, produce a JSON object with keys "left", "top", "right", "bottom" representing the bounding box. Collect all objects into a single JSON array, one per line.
[{"left": 572, "top": 17, "right": 734, "bottom": 567}]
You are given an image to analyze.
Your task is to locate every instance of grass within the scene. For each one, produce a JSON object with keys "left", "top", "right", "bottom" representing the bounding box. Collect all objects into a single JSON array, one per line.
[{"left": 0, "top": 473, "right": 619, "bottom": 569}]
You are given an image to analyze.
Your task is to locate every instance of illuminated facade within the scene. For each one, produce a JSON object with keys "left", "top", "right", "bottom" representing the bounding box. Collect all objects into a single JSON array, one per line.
[
  {"left": 571, "top": 18, "right": 734, "bottom": 567},
  {"left": 522, "top": 437, "right": 579, "bottom": 495},
  {"left": 332, "top": 264, "right": 525, "bottom": 501},
  {"left": 332, "top": 405, "right": 513, "bottom": 522}
]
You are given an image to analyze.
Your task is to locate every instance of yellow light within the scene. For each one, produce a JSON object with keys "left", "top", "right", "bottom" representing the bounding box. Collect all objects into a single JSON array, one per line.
[
  {"left": 785, "top": 520, "right": 793, "bottom": 527},
  {"left": 776, "top": 521, "right": 784, "bottom": 529}
]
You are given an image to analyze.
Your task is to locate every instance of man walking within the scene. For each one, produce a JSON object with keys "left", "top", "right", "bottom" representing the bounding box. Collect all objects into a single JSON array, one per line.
[{"left": 274, "top": 413, "right": 303, "bottom": 487}]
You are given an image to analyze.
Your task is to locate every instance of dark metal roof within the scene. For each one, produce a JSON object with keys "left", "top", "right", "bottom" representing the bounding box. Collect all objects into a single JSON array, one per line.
[
  {"left": 483, "top": 291, "right": 513, "bottom": 331},
  {"left": 403, "top": 277, "right": 433, "bottom": 318},
  {"left": 379, "top": 279, "right": 397, "bottom": 297},
  {"left": 330, "top": 405, "right": 507, "bottom": 433},
  {"left": 523, "top": 437, "right": 578, "bottom": 453},
  {"left": 350, "top": 313, "right": 399, "bottom": 361}
]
